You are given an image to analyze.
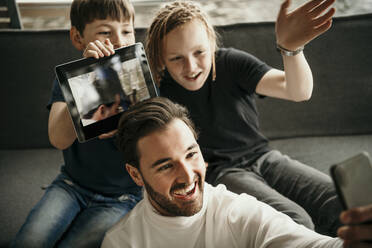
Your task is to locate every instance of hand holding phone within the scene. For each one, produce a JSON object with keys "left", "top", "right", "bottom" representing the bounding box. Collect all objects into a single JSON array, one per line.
[
  {"left": 331, "top": 152, "right": 372, "bottom": 245},
  {"left": 338, "top": 204, "right": 372, "bottom": 245},
  {"left": 330, "top": 151, "right": 372, "bottom": 210}
]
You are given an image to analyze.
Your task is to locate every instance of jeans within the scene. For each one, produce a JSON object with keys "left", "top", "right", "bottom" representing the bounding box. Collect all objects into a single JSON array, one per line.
[
  {"left": 210, "top": 150, "right": 343, "bottom": 237},
  {"left": 11, "top": 171, "right": 142, "bottom": 248}
]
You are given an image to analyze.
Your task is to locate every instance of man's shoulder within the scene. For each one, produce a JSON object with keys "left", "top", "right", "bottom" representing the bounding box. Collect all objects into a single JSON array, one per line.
[
  {"left": 208, "top": 183, "right": 256, "bottom": 199},
  {"left": 207, "top": 183, "right": 258, "bottom": 211},
  {"left": 110, "top": 200, "right": 145, "bottom": 230},
  {"left": 207, "top": 183, "right": 277, "bottom": 225},
  {"left": 104, "top": 200, "right": 145, "bottom": 242}
]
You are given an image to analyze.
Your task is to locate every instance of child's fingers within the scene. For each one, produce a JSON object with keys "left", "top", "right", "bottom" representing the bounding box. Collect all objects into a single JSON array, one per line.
[
  {"left": 104, "top": 38, "right": 115, "bottom": 53},
  {"left": 93, "top": 40, "right": 113, "bottom": 56},
  {"left": 98, "top": 129, "right": 117, "bottom": 139},
  {"left": 313, "top": 19, "right": 333, "bottom": 36},
  {"left": 83, "top": 42, "right": 104, "bottom": 58},
  {"left": 83, "top": 47, "right": 102, "bottom": 59},
  {"left": 277, "top": 0, "right": 291, "bottom": 19},
  {"left": 83, "top": 50, "right": 100, "bottom": 59},
  {"left": 308, "top": 0, "right": 335, "bottom": 19},
  {"left": 302, "top": 0, "right": 326, "bottom": 12},
  {"left": 312, "top": 7, "right": 335, "bottom": 27}
]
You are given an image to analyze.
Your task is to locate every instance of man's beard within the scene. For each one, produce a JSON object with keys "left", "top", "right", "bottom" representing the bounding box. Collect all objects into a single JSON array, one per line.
[{"left": 142, "top": 174, "right": 204, "bottom": 216}]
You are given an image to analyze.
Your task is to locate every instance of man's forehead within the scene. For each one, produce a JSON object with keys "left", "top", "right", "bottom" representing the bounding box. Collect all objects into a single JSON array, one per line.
[{"left": 137, "top": 119, "right": 197, "bottom": 166}]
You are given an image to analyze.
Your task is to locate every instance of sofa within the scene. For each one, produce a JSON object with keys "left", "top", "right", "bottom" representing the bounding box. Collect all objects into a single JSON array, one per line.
[{"left": 1, "top": 13, "right": 372, "bottom": 247}]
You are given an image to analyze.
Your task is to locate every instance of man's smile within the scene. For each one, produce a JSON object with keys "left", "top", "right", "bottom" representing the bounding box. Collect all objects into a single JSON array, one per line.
[{"left": 172, "top": 181, "right": 198, "bottom": 201}]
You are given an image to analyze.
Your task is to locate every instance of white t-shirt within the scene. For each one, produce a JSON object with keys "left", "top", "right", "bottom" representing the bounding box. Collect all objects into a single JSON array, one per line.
[{"left": 101, "top": 183, "right": 342, "bottom": 248}]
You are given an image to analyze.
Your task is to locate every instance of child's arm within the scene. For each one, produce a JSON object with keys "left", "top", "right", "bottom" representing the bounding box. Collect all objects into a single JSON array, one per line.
[
  {"left": 48, "top": 102, "right": 77, "bottom": 150},
  {"left": 256, "top": 0, "right": 335, "bottom": 101},
  {"left": 48, "top": 39, "right": 118, "bottom": 149}
]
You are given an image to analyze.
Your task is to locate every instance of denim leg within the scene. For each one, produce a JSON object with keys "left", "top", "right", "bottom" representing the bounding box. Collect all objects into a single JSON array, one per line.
[
  {"left": 256, "top": 150, "right": 343, "bottom": 236},
  {"left": 57, "top": 193, "right": 142, "bottom": 248},
  {"left": 215, "top": 166, "right": 315, "bottom": 231},
  {"left": 11, "top": 176, "right": 81, "bottom": 248}
]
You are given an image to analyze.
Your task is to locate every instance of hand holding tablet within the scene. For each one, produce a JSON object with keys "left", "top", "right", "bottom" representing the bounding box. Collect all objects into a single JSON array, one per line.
[{"left": 56, "top": 43, "right": 158, "bottom": 142}]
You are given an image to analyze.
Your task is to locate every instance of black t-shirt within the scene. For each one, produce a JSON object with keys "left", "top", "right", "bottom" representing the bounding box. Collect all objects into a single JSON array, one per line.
[
  {"left": 48, "top": 79, "right": 141, "bottom": 197},
  {"left": 160, "top": 48, "right": 271, "bottom": 167}
]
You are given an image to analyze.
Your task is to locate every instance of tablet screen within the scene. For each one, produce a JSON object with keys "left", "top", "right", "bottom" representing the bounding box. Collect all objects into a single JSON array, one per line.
[{"left": 56, "top": 43, "right": 158, "bottom": 142}]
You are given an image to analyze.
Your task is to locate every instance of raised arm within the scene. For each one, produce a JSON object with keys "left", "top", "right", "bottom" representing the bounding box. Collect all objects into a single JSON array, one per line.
[{"left": 256, "top": 0, "right": 335, "bottom": 102}]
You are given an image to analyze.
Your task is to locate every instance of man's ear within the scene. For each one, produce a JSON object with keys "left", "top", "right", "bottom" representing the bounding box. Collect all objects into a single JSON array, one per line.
[
  {"left": 70, "top": 26, "right": 85, "bottom": 51},
  {"left": 91, "top": 105, "right": 106, "bottom": 121},
  {"left": 126, "top": 164, "right": 144, "bottom": 186},
  {"left": 97, "top": 105, "right": 106, "bottom": 117}
]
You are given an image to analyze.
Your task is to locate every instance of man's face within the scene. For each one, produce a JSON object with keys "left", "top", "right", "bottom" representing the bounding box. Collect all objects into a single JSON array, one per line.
[
  {"left": 130, "top": 119, "right": 206, "bottom": 216},
  {"left": 80, "top": 18, "right": 135, "bottom": 49}
]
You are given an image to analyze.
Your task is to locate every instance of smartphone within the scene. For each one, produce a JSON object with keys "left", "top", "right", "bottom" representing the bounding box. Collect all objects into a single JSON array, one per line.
[{"left": 330, "top": 151, "right": 372, "bottom": 210}]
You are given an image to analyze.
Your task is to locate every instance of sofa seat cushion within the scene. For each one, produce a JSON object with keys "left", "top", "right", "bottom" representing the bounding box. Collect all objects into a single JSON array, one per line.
[
  {"left": 0, "top": 148, "right": 62, "bottom": 247},
  {"left": 269, "top": 134, "right": 372, "bottom": 174}
]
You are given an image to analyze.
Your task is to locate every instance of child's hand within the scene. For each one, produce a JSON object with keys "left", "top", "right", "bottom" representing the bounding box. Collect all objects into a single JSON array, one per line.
[
  {"left": 275, "top": 0, "right": 335, "bottom": 51},
  {"left": 98, "top": 129, "right": 118, "bottom": 139},
  {"left": 83, "top": 38, "right": 115, "bottom": 59}
]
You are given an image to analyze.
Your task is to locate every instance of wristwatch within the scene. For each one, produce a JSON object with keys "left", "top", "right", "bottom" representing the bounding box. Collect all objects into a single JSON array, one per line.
[{"left": 276, "top": 44, "right": 304, "bottom": 56}]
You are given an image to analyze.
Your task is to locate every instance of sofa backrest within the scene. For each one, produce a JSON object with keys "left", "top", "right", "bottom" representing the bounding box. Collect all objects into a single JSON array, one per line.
[
  {"left": 1, "top": 14, "right": 371, "bottom": 149},
  {"left": 218, "top": 14, "right": 372, "bottom": 140}
]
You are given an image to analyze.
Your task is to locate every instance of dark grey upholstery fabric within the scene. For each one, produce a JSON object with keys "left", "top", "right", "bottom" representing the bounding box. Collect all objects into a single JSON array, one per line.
[
  {"left": 218, "top": 14, "right": 372, "bottom": 139},
  {"left": 270, "top": 134, "right": 372, "bottom": 174},
  {"left": 0, "top": 149, "right": 62, "bottom": 247},
  {"left": 0, "top": 14, "right": 371, "bottom": 246}
]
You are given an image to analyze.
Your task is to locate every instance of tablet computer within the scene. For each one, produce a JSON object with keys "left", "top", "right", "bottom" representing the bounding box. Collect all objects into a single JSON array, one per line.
[{"left": 55, "top": 42, "right": 158, "bottom": 142}]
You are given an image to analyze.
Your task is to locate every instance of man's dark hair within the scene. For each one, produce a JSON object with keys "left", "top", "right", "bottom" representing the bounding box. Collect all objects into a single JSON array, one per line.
[
  {"left": 70, "top": 0, "right": 135, "bottom": 35},
  {"left": 81, "top": 67, "right": 123, "bottom": 119},
  {"left": 116, "top": 97, "right": 198, "bottom": 169}
]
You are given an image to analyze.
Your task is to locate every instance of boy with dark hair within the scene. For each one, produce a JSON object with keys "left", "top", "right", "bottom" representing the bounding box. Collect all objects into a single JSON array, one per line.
[{"left": 11, "top": 0, "right": 140, "bottom": 247}]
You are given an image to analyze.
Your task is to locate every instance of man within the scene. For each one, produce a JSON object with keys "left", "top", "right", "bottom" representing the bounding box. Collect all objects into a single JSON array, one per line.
[{"left": 101, "top": 97, "right": 342, "bottom": 248}]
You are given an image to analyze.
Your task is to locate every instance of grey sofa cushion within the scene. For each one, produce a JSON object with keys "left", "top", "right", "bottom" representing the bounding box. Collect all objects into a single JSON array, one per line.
[
  {"left": 270, "top": 134, "right": 372, "bottom": 174},
  {"left": 0, "top": 149, "right": 62, "bottom": 247}
]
